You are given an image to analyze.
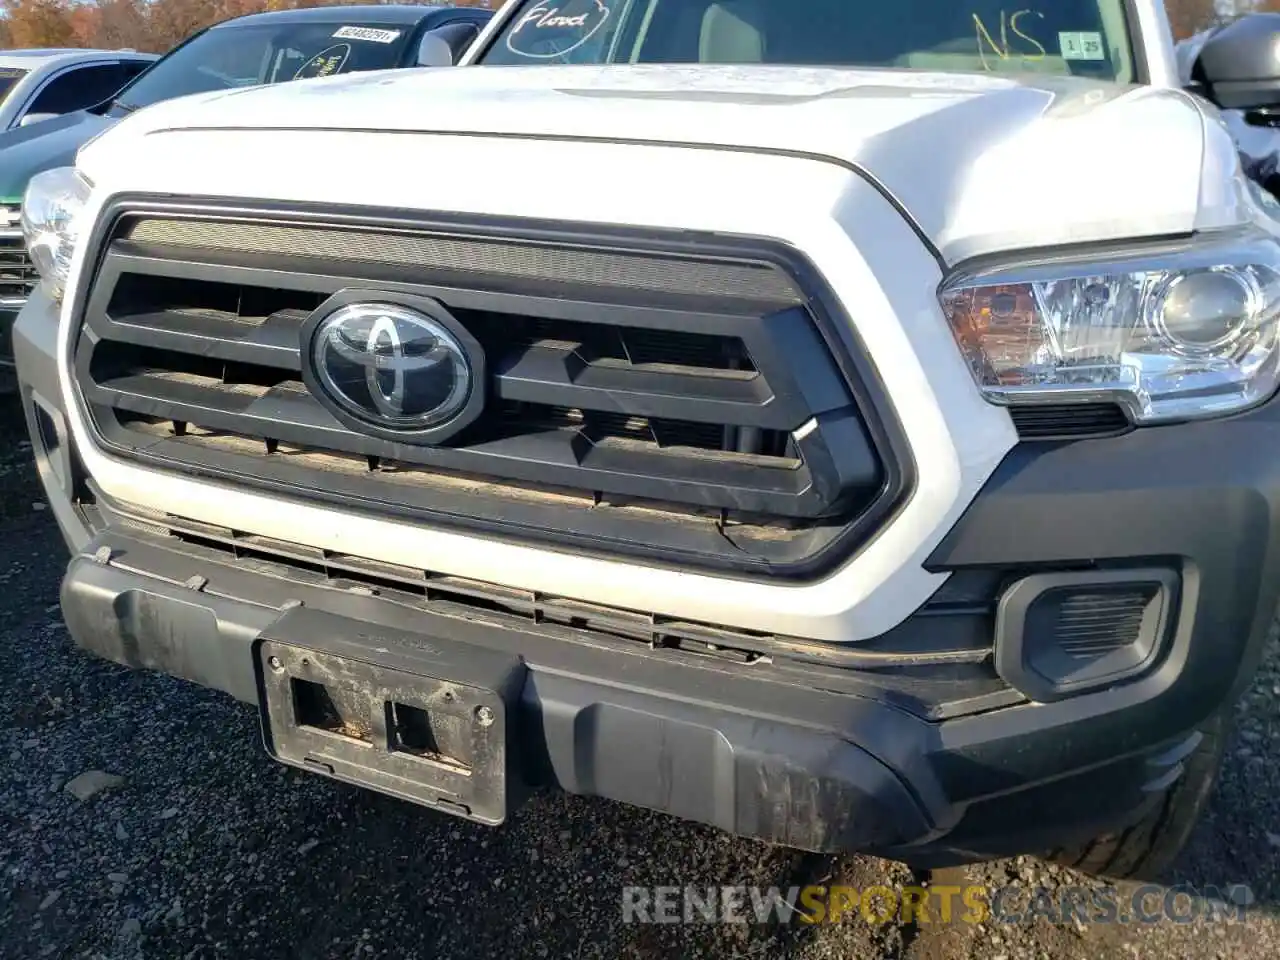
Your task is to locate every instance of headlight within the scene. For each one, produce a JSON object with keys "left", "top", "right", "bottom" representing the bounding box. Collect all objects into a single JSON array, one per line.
[
  {"left": 20, "top": 166, "right": 91, "bottom": 303},
  {"left": 939, "top": 232, "right": 1280, "bottom": 423}
]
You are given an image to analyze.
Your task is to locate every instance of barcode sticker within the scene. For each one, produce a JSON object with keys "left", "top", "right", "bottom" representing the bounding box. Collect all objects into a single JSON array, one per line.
[{"left": 333, "top": 26, "right": 402, "bottom": 44}]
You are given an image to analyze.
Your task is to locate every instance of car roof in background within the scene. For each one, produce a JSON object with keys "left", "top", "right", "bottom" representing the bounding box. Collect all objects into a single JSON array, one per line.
[
  {"left": 0, "top": 49, "right": 157, "bottom": 70},
  {"left": 211, "top": 4, "right": 454, "bottom": 30}
]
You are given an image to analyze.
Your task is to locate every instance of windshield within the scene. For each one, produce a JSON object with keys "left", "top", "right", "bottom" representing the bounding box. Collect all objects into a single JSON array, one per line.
[
  {"left": 108, "top": 20, "right": 414, "bottom": 115},
  {"left": 477, "top": 0, "right": 1135, "bottom": 82},
  {"left": 0, "top": 68, "right": 29, "bottom": 106}
]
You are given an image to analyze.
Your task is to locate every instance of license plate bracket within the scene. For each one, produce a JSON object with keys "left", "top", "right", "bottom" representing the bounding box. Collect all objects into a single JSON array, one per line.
[{"left": 256, "top": 608, "right": 524, "bottom": 825}]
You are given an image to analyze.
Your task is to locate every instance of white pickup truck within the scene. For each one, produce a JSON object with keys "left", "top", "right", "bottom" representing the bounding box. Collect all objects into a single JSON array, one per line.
[{"left": 12, "top": 0, "right": 1280, "bottom": 880}]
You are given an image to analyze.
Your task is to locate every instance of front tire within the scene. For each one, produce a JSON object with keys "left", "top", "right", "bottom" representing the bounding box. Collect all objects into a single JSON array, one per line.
[{"left": 1047, "top": 710, "right": 1228, "bottom": 882}]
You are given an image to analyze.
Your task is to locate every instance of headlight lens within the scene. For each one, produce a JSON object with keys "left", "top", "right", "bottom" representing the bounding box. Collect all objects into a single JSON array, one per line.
[
  {"left": 20, "top": 166, "right": 91, "bottom": 302},
  {"left": 939, "top": 233, "right": 1280, "bottom": 422}
]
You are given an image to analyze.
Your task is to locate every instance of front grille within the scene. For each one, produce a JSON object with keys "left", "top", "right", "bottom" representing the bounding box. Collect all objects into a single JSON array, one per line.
[
  {"left": 71, "top": 201, "right": 907, "bottom": 576},
  {"left": 0, "top": 212, "right": 37, "bottom": 302}
]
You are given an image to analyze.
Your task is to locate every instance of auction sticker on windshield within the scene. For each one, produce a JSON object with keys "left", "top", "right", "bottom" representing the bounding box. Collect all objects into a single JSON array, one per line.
[
  {"left": 333, "top": 26, "right": 402, "bottom": 44},
  {"left": 505, "top": 0, "right": 611, "bottom": 59},
  {"left": 1059, "top": 31, "right": 1107, "bottom": 60}
]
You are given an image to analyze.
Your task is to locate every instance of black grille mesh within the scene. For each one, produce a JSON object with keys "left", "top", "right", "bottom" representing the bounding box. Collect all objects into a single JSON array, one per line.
[{"left": 124, "top": 217, "right": 803, "bottom": 306}]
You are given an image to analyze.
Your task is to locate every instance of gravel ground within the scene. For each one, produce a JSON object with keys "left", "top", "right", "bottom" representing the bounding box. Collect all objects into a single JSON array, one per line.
[{"left": 0, "top": 400, "right": 1277, "bottom": 960}]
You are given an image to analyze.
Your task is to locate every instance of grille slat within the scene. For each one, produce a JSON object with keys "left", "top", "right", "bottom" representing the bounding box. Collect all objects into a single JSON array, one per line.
[
  {"left": 96, "top": 367, "right": 810, "bottom": 506},
  {"left": 95, "top": 308, "right": 307, "bottom": 368},
  {"left": 0, "top": 216, "right": 35, "bottom": 301},
  {"left": 73, "top": 204, "right": 898, "bottom": 575},
  {"left": 493, "top": 344, "right": 783, "bottom": 428},
  {"left": 96, "top": 305, "right": 793, "bottom": 429}
]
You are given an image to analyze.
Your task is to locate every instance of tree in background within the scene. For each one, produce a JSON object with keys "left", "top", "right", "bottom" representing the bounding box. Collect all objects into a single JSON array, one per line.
[
  {"left": 143, "top": 0, "right": 245, "bottom": 51},
  {"left": 87, "top": 0, "right": 150, "bottom": 50},
  {"left": 0, "top": 0, "right": 493, "bottom": 52},
  {"left": 2, "top": 0, "right": 78, "bottom": 48},
  {"left": 1171, "top": 0, "right": 1280, "bottom": 38}
]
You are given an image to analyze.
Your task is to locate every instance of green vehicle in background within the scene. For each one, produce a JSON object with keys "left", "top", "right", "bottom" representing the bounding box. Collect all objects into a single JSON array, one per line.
[{"left": 0, "top": 49, "right": 158, "bottom": 360}]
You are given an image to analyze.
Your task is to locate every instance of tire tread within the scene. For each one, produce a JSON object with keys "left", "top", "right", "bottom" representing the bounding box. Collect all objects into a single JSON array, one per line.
[{"left": 1047, "top": 711, "right": 1227, "bottom": 882}]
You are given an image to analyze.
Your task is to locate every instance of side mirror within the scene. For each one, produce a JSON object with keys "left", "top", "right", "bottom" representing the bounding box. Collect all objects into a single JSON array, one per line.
[
  {"left": 416, "top": 23, "right": 481, "bottom": 67},
  {"left": 1197, "top": 13, "right": 1280, "bottom": 111},
  {"left": 19, "top": 112, "right": 60, "bottom": 128}
]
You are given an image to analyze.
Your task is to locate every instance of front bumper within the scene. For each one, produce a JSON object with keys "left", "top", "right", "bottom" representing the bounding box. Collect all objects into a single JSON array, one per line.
[{"left": 15, "top": 289, "right": 1280, "bottom": 864}]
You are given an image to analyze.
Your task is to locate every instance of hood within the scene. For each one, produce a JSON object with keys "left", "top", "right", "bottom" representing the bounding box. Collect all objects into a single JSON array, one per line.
[
  {"left": 0, "top": 111, "right": 113, "bottom": 203},
  {"left": 86, "top": 65, "right": 1235, "bottom": 262}
]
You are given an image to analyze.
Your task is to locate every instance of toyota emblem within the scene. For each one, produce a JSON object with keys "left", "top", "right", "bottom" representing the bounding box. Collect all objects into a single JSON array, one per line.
[{"left": 304, "top": 299, "right": 482, "bottom": 442}]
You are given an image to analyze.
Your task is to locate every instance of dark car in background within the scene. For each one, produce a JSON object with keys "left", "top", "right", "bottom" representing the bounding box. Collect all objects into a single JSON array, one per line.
[{"left": 0, "top": 4, "right": 492, "bottom": 376}]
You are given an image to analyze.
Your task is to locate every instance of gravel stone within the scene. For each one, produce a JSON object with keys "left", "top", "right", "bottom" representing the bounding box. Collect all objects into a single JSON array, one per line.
[{"left": 63, "top": 770, "right": 125, "bottom": 801}]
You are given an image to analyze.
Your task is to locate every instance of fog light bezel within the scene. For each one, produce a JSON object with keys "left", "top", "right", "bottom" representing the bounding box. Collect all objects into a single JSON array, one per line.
[{"left": 994, "top": 567, "right": 1180, "bottom": 703}]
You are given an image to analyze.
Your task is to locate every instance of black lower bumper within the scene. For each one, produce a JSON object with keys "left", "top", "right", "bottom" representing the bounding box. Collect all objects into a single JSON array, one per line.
[
  {"left": 64, "top": 534, "right": 944, "bottom": 851},
  {"left": 15, "top": 288, "right": 1280, "bottom": 864},
  {"left": 54, "top": 527, "right": 1203, "bottom": 862}
]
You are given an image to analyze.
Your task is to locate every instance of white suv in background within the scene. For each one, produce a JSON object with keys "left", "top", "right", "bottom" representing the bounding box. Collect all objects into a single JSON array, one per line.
[{"left": 0, "top": 49, "right": 156, "bottom": 134}]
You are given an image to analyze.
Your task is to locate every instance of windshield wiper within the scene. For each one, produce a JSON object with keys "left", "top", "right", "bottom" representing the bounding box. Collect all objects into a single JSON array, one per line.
[{"left": 111, "top": 101, "right": 139, "bottom": 115}]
